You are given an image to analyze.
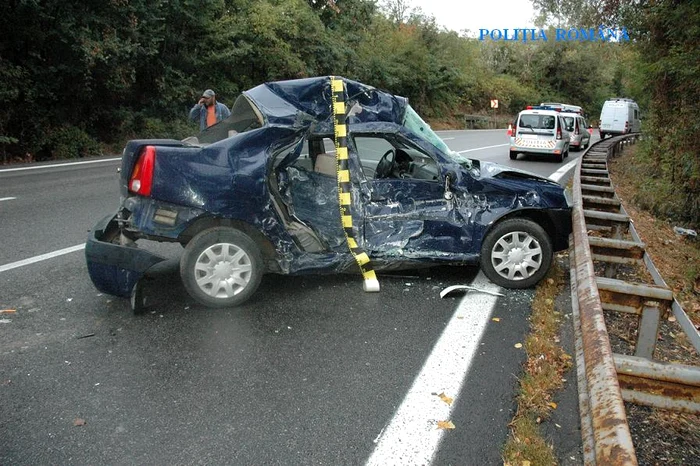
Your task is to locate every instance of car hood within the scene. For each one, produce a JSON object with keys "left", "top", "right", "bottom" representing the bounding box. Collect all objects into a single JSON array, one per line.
[
  {"left": 456, "top": 159, "right": 568, "bottom": 208},
  {"left": 473, "top": 160, "right": 556, "bottom": 184}
]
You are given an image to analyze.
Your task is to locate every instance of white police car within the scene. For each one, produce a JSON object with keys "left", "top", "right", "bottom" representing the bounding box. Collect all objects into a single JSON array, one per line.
[{"left": 510, "top": 106, "right": 570, "bottom": 162}]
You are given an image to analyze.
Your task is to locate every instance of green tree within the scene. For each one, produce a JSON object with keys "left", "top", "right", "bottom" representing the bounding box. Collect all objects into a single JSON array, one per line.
[{"left": 530, "top": 0, "right": 700, "bottom": 225}]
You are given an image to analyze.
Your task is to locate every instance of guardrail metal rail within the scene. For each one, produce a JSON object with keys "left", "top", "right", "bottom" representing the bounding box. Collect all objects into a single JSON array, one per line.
[{"left": 570, "top": 134, "right": 700, "bottom": 465}]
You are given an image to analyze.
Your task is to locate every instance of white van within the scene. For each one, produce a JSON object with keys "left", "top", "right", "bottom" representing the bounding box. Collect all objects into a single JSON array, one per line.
[
  {"left": 510, "top": 106, "right": 570, "bottom": 162},
  {"left": 599, "top": 98, "right": 641, "bottom": 138}
]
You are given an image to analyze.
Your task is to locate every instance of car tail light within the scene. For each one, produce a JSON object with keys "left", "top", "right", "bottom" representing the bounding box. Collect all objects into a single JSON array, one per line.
[
  {"left": 556, "top": 125, "right": 562, "bottom": 140},
  {"left": 129, "top": 145, "right": 156, "bottom": 196},
  {"left": 574, "top": 120, "right": 580, "bottom": 135},
  {"left": 625, "top": 121, "right": 629, "bottom": 133}
]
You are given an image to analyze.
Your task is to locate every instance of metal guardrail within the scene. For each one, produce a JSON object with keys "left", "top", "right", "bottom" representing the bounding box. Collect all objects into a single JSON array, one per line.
[{"left": 570, "top": 134, "right": 700, "bottom": 465}]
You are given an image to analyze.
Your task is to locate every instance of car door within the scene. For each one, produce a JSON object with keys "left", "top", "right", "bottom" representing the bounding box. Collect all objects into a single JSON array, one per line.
[
  {"left": 579, "top": 116, "right": 590, "bottom": 145},
  {"left": 557, "top": 116, "right": 569, "bottom": 145},
  {"left": 351, "top": 135, "right": 471, "bottom": 257}
]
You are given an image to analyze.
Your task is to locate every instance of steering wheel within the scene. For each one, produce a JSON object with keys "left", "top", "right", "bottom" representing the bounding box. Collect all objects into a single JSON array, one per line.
[{"left": 375, "top": 149, "right": 396, "bottom": 179}]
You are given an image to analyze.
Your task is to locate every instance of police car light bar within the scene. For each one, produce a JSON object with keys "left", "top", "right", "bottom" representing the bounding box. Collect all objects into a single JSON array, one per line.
[{"left": 525, "top": 105, "right": 561, "bottom": 111}]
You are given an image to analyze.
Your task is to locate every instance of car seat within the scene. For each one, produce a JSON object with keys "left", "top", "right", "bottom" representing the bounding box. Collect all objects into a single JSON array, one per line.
[{"left": 314, "top": 153, "right": 337, "bottom": 176}]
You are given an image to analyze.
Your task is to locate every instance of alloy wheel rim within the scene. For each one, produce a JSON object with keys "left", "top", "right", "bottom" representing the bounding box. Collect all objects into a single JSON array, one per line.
[
  {"left": 490, "top": 231, "right": 543, "bottom": 281},
  {"left": 194, "top": 243, "right": 252, "bottom": 298}
]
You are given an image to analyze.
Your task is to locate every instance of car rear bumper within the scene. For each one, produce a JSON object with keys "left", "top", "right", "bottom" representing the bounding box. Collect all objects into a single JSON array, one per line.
[
  {"left": 600, "top": 128, "right": 628, "bottom": 135},
  {"left": 510, "top": 142, "right": 567, "bottom": 155},
  {"left": 569, "top": 134, "right": 584, "bottom": 146},
  {"left": 85, "top": 214, "right": 168, "bottom": 297}
]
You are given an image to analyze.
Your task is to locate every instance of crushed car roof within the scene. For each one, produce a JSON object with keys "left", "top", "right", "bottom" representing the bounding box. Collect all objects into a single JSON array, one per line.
[{"left": 243, "top": 76, "right": 408, "bottom": 128}]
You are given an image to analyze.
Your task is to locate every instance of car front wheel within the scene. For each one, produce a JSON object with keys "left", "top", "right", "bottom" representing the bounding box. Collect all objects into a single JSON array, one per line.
[
  {"left": 180, "top": 227, "right": 263, "bottom": 308},
  {"left": 480, "top": 218, "right": 553, "bottom": 289}
]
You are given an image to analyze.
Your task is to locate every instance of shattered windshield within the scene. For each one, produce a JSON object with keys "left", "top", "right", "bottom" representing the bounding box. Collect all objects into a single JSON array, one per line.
[
  {"left": 403, "top": 106, "right": 450, "bottom": 153},
  {"left": 403, "top": 105, "right": 473, "bottom": 169}
]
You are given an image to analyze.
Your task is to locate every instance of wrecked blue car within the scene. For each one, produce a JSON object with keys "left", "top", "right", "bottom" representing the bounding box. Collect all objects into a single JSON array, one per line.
[{"left": 85, "top": 76, "right": 572, "bottom": 309}]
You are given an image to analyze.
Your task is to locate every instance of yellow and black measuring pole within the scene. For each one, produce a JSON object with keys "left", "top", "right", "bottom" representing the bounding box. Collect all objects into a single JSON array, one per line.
[{"left": 330, "top": 76, "right": 380, "bottom": 292}]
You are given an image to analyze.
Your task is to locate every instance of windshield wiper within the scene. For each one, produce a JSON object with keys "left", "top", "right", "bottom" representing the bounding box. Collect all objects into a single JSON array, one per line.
[{"left": 520, "top": 124, "right": 536, "bottom": 133}]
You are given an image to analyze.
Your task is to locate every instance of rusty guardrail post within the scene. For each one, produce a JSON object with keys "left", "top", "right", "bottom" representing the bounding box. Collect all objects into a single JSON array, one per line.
[
  {"left": 572, "top": 132, "right": 700, "bottom": 463},
  {"left": 572, "top": 150, "right": 638, "bottom": 465}
]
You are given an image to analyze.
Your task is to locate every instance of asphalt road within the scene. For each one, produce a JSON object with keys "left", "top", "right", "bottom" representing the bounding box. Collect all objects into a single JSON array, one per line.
[{"left": 0, "top": 130, "right": 591, "bottom": 465}]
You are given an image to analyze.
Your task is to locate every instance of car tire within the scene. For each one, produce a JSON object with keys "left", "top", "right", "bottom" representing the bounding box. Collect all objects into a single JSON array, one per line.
[
  {"left": 480, "top": 218, "right": 553, "bottom": 289},
  {"left": 180, "top": 227, "right": 264, "bottom": 308},
  {"left": 509, "top": 151, "right": 517, "bottom": 160},
  {"left": 554, "top": 152, "right": 563, "bottom": 162}
]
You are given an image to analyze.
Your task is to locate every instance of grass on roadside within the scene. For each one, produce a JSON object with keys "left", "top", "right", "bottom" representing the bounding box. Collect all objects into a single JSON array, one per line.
[{"left": 503, "top": 258, "right": 573, "bottom": 466}]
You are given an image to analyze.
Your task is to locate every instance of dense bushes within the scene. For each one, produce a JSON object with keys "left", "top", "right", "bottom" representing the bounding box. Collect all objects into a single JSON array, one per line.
[
  {"left": 0, "top": 0, "right": 695, "bottom": 226},
  {"left": 38, "top": 126, "right": 102, "bottom": 161},
  {"left": 0, "top": 0, "right": 627, "bottom": 162}
]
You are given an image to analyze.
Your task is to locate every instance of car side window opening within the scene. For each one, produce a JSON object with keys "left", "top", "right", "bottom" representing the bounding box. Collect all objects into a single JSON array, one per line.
[
  {"left": 195, "top": 94, "right": 264, "bottom": 145},
  {"left": 562, "top": 116, "right": 575, "bottom": 131},
  {"left": 352, "top": 136, "right": 439, "bottom": 182},
  {"left": 559, "top": 116, "right": 566, "bottom": 131}
]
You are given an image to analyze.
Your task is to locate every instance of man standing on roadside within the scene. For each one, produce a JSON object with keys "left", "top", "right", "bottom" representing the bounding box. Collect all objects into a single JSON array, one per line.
[{"left": 189, "top": 89, "right": 231, "bottom": 131}]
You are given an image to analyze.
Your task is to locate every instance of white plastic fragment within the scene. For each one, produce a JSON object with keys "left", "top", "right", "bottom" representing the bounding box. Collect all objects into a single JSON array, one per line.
[
  {"left": 673, "top": 226, "right": 697, "bottom": 238},
  {"left": 439, "top": 285, "right": 505, "bottom": 299}
]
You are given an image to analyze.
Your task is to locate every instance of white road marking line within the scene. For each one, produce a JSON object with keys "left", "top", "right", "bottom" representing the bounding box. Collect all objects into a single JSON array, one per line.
[
  {"left": 0, "top": 244, "right": 85, "bottom": 273},
  {"left": 0, "top": 197, "right": 17, "bottom": 202},
  {"left": 366, "top": 272, "right": 500, "bottom": 466},
  {"left": 549, "top": 159, "right": 579, "bottom": 183},
  {"left": 441, "top": 137, "right": 455, "bottom": 140},
  {"left": 457, "top": 143, "right": 509, "bottom": 153},
  {"left": 0, "top": 158, "right": 120, "bottom": 173}
]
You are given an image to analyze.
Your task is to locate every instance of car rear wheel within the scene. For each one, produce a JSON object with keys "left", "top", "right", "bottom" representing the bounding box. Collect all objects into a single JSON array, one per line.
[
  {"left": 480, "top": 218, "right": 553, "bottom": 289},
  {"left": 509, "top": 151, "right": 518, "bottom": 160},
  {"left": 180, "top": 227, "right": 263, "bottom": 308}
]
